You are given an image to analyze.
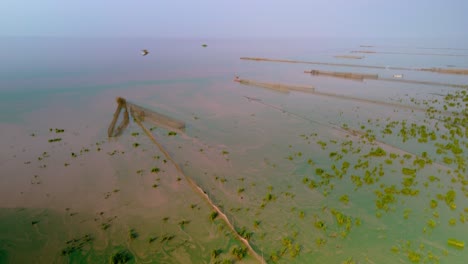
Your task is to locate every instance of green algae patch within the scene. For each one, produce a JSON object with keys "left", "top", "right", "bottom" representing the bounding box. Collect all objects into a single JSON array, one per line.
[
  {"left": 365, "top": 147, "right": 387, "bottom": 157},
  {"left": 231, "top": 246, "right": 247, "bottom": 260},
  {"left": 109, "top": 249, "right": 133, "bottom": 264},
  {"left": 61, "top": 234, "right": 94, "bottom": 256},
  {"left": 447, "top": 239, "right": 465, "bottom": 249},
  {"left": 339, "top": 194, "right": 350, "bottom": 205},
  {"left": 402, "top": 167, "right": 417, "bottom": 176}
]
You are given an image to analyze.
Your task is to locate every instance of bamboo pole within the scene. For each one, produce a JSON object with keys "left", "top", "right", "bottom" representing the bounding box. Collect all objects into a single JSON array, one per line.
[
  {"left": 241, "top": 57, "right": 388, "bottom": 70},
  {"left": 108, "top": 97, "right": 129, "bottom": 137},
  {"left": 240, "top": 57, "right": 468, "bottom": 75}
]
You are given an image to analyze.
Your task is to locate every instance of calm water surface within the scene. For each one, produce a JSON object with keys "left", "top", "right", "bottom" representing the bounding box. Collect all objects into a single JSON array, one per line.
[{"left": 0, "top": 37, "right": 467, "bottom": 263}]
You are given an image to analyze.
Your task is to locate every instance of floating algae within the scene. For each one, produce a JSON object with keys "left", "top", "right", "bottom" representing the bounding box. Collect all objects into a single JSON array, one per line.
[
  {"left": 240, "top": 57, "right": 468, "bottom": 75},
  {"left": 108, "top": 97, "right": 266, "bottom": 264},
  {"left": 241, "top": 95, "right": 455, "bottom": 175},
  {"left": 447, "top": 239, "right": 465, "bottom": 249}
]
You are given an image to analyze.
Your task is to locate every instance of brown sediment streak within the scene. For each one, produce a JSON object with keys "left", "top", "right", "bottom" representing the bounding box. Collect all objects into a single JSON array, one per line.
[
  {"left": 240, "top": 57, "right": 468, "bottom": 75},
  {"left": 304, "top": 70, "right": 468, "bottom": 89},
  {"left": 351, "top": 50, "right": 468, "bottom": 57},
  {"left": 132, "top": 112, "right": 266, "bottom": 264}
]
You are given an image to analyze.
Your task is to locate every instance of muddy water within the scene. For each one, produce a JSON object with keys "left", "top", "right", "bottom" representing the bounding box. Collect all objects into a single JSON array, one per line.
[{"left": 1, "top": 37, "right": 467, "bottom": 263}]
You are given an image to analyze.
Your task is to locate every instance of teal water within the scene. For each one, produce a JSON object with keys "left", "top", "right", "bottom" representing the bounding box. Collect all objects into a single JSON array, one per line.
[{"left": 0, "top": 37, "right": 467, "bottom": 263}]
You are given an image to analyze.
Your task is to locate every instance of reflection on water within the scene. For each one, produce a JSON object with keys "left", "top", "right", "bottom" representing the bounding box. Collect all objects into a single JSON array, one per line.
[{"left": 0, "top": 37, "right": 467, "bottom": 263}]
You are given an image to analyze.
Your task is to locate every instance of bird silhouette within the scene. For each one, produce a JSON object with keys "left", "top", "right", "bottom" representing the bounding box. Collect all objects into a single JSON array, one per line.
[{"left": 141, "top": 49, "right": 149, "bottom": 56}]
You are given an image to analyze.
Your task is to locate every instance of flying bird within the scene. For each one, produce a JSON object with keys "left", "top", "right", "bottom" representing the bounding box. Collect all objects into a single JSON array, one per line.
[
  {"left": 141, "top": 49, "right": 149, "bottom": 56},
  {"left": 202, "top": 44, "right": 208, "bottom": 48}
]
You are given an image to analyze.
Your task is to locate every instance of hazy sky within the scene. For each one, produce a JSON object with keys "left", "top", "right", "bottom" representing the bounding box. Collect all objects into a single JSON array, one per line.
[{"left": 1, "top": 0, "right": 467, "bottom": 38}]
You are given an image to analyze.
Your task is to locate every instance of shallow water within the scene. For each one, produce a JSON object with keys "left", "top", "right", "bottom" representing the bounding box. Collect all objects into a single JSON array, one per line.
[{"left": 0, "top": 37, "right": 467, "bottom": 263}]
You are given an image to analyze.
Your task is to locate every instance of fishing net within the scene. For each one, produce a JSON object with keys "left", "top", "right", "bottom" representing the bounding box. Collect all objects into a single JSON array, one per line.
[{"left": 107, "top": 97, "right": 266, "bottom": 263}]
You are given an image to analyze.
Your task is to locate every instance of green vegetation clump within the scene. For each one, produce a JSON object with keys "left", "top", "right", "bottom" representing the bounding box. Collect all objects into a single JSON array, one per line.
[
  {"left": 315, "top": 237, "right": 326, "bottom": 246},
  {"left": 366, "top": 147, "right": 387, "bottom": 157},
  {"left": 237, "top": 226, "right": 253, "bottom": 240},
  {"left": 61, "top": 234, "right": 94, "bottom": 256},
  {"left": 210, "top": 211, "right": 218, "bottom": 221},
  {"left": 129, "top": 229, "right": 138, "bottom": 240},
  {"left": 314, "top": 220, "right": 326, "bottom": 230},
  {"left": 160, "top": 234, "right": 175, "bottom": 242},
  {"left": 211, "top": 249, "right": 222, "bottom": 258},
  {"left": 178, "top": 220, "right": 191, "bottom": 229},
  {"left": 402, "top": 167, "right": 417, "bottom": 176},
  {"left": 407, "top": 250, "right": 421, "bottom": 262},
  {"left": 444, "top": 190, "right": 457, "bottom": 210},
  {"left": 110, "top": 249, "right": 133, "bottom": 264},
  {"left": 447, "top": 238, "right": 465, "bottom": 249},
  {"left": 339, "top": 194, "right": 350, "bottom": 205},
  {"left": 231, "top": 246, "right": 247, "bottom": 260}
]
